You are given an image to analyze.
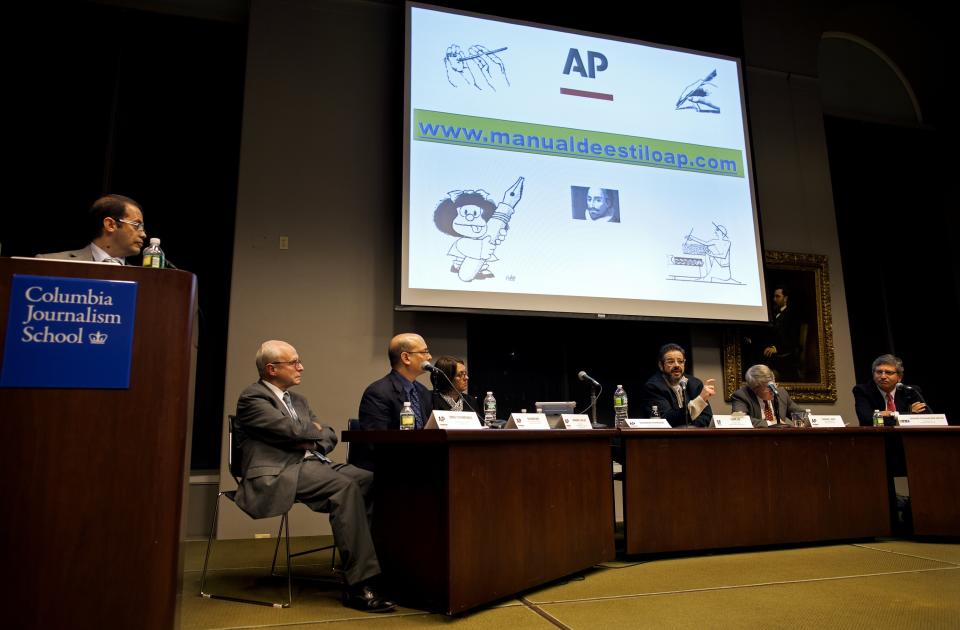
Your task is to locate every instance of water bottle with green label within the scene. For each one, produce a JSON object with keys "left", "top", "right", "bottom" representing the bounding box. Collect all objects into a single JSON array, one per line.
[
  {"left": 141, "top": 238, "right": 165, "bottom": 269},
  {"left": 400, "top": 401, "right": 415, "bottom": 430},
  {"left": 613, "top": 384, "right": 628, "bottom": 427}
]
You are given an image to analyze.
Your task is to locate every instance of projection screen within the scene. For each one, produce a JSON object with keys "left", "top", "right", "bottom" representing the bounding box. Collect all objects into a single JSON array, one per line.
[{"left": 401, "top": 2, "right": 768, "bottom": 321}]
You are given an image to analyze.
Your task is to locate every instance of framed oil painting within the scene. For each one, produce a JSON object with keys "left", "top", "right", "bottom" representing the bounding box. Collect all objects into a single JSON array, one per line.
[{"left": 723, "top": 251, "right": 837, "bottom": 403}]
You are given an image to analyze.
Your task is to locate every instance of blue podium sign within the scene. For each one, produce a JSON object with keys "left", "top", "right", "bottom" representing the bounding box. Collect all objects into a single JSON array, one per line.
[{"left": 1, "top": 275, "right": 138, "bottom": 388}]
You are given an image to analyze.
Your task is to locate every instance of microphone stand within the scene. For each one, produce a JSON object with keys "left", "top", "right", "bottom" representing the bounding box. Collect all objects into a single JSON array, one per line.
[
  {"left": 590, "top": 385, "right": 598, "bottom": 427},
  {"left": 428, "top": 365, "right": 479, "bottom": 416},
  {"left": 900, "top": 384, "right": 931, "bottom": 414}
]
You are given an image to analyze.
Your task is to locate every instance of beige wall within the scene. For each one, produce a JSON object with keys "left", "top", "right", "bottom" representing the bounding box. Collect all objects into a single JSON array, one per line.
[
  {"left": 218, "top": 0, "right": 466, "bottom": 537},
  {"left": 217, "top": 0, "right": 856, "bottom": 537}
]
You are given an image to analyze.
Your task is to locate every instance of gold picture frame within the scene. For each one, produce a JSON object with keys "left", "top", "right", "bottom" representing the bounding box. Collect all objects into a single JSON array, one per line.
[{"left": 723, "top": 251, "right": 837, "bottom": 403}]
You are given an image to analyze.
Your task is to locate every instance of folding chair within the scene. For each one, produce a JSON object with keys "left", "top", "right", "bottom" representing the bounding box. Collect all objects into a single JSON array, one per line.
[{"left": 199, "top": 416, "right": 338, "bottom": 607}]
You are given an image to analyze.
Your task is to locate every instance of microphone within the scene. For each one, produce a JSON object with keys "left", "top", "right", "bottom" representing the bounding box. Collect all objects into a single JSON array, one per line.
[
  {"left": 421, "top": 361, "right": 439, "bottom": 373},
  {"left": 767, "top": 382, "right": 783, "bottom": 423},
  {"left": 678, "top": 376, "right": 691, "bottom": 425},
  {"left": 578, "top": 370, "right": 600, "bottom": 387},
  {"left": 897, "top": 383, "right": 929, "bottom": 407}
]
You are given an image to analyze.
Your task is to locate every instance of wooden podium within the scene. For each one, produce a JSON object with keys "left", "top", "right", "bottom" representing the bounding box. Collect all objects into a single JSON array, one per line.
[{"left": 0, "top": 257, "right": 197, "bottom": 630}]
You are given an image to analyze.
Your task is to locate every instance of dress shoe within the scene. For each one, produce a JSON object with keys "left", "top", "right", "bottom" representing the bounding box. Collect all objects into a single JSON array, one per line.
[{"left": 343, "top": 583, "right": 396, "bottom": 613}]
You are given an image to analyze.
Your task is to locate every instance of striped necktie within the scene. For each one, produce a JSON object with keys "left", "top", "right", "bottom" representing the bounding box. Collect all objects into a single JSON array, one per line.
[
  {"left": 409, "top": 385, "right": 424, "bottom": 429},
  {"left": 282, "top": 391, "right": 299, "bottom": 421},
  {"left": 103, "top": 257, "right": 123, "bottom": 265}
]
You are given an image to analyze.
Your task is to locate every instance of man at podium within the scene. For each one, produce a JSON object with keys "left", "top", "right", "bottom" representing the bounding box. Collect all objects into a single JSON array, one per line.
[
  {"left": 235, "top": 340, "right": 395, "bottom": 613},
  {"left": 36, "top": 194, "right": 147, "bottom": 264}
]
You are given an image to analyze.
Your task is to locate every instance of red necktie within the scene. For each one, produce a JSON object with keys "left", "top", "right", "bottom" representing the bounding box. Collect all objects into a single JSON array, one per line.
[
  {"left": 763, "top": 400, "right": 774, "bottom": 424},
  {"left": 886, "top": 393, "right": 896, "bottom": 413}
]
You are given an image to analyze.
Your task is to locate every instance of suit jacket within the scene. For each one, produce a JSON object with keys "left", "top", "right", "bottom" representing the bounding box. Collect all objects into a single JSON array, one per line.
[
  {"left": 354, "top": 371, "right": 434, "bottom": 471},
  {"left": 233, "top": 380, "right": 337, "bottom": 518},
  {"left": 730, "top": 385, "right": 803, "bottom": 427},
  {"left": 35, "top": 244, "right": 96, "bottom": 261},
  {"left": 640, "top": 373, "right": 714, "bottom": 428},
  {"left": 852, "top": 382, "right": 928, "bottom": 426},
  {"left": 768, "top": 306, "right": 803, "bottom": 380}
]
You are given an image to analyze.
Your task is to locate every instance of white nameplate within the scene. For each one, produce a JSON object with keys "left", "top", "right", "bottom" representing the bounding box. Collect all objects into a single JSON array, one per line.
[
  {"left": 712, "top": 415, "right": 753, "bottom": 429},
  {"left": 504, "top": 413, "right": 550, "bottom": 430},
  {"left": 808, "top": 415, "right": 846, "bottom": 428},
  {"left": 897, "top": 414, "right": 949, "bottom": 427},
  {"left": 559, "top": 414, "right": 593, "bottom": 429},
  {"left": 623, "top": 418, "right": 672, "bottom": 429},
  {"left": 424, "top": 410, "right": 483, "bottom": 430}
]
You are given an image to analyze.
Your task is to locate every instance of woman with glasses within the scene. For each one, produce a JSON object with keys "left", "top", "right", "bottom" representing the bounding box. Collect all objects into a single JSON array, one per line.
[{"left": 430, "top": 355, "right": 480, "bottom": 419}]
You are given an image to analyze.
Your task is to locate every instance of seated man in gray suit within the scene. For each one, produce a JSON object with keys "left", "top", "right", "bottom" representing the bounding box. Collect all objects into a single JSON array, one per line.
[
  {"left": 36, "top": 194, "right": 146, "bottom": 264},
  {"left": 731, "top": 364, "right": 803, "bottom": 427},
  {"left": 235, "top": 340, "right": 395, "bottom": 613}
]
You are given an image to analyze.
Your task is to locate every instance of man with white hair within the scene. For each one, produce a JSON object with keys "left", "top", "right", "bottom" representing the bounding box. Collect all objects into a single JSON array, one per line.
[
  {"left": 234, "top": 340, "right": 395, "bottom": 612},
  {"left": 730, "top": 364, "right": 803, "bottom": 427}
]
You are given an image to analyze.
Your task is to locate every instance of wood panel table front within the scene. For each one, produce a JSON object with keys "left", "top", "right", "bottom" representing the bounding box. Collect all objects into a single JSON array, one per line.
[
  {"left": 620, "top": 428, "right": 891, "bottom": 555},
  {"left": 342, "top": 429, "right": 616, "bottom": 614},
  {"left": 895, "top": 427, "right": 960, "bottom": 536}
]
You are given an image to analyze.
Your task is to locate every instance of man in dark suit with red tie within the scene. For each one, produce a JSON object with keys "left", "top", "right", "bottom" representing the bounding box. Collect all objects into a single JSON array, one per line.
[{"left": 852, "top": 354, "right": 928, "bottom": 426}]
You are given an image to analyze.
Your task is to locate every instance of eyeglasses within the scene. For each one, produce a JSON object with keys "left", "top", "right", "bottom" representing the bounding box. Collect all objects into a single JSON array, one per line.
[
  {"left": 117, "top": 218, "right": 146, "bottom": 232},
  {"left": 405, "top": 349, "right": 430, "bottom": 355},
  {"left": 663, "top": 359, "right": 686, "bottom": 366},
  {"left": 270, "top": 359, "right": 303, "bottom": 367},
  {"left": 454, "top": 372, "right": 469, "bottom": 379},
  {"left": 874, "top": 369, "right": 897, "bottom": 376}
]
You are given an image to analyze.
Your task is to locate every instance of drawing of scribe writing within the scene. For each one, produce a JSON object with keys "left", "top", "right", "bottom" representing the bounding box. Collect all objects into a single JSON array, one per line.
[
  {"left": 666, "top": 223, "right": 743, "bottom": 284},
  {"left": 675, "top": 69, "right": 720, "bottom": 113},
  {"left": 444, "top": 44, "right": 510, "bottom": 91}
]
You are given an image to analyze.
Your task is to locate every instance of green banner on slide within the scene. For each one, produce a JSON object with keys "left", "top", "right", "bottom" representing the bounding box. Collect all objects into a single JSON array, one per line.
[{"left": 413, "top": 109, "right": 744, "bottom": 178}]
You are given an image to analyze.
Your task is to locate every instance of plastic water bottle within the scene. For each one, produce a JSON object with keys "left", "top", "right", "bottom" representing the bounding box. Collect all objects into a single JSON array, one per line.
[
  {"left": 483, "top": 391, "right": 497, "bottom": 427},
  {"left": 613, "top": 385, "right": 628, "bottom": 427},
  {"left": 651, "top": 405, "right": 660, "bottom": 418},
  {"left": 872, "top": 409, "right": 882, "bottom": 427},
  {"left": 400, "top": 401, "right": 415, "bottom": 430},
  {"left": 141, "top": 238, "right": 165, "bottom": 269},
  {"left": 803, "top": 408, "right": 812, "bottom": 427}
]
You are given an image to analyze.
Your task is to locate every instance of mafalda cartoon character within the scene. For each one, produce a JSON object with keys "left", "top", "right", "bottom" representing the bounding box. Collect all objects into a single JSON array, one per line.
[{"left": 432, "top": 176, "right": 524, "bottom": 282}]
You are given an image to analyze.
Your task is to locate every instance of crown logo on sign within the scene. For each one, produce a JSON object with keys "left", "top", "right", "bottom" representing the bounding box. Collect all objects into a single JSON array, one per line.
[{"left": 89, "top": 331, "right": 108, "bottom": 345}]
